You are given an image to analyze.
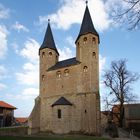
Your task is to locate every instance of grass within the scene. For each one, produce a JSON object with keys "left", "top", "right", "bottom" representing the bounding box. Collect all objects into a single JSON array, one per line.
[{"left": 0, "top": 135, "right": 110, "bottom": 140}]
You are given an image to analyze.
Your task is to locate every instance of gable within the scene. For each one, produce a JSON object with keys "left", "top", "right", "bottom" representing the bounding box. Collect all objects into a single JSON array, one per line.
[{"left": 52, "top": 97, "right": 73, "bottom": 107}]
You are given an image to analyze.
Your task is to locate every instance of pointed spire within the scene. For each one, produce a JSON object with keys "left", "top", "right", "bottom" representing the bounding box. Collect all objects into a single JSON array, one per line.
[
  {"left": 39, "top": 20, "right": 59, "bottom": 55},
  {"left": 75, "top": 4, "right": 99, "bottom": 43}
]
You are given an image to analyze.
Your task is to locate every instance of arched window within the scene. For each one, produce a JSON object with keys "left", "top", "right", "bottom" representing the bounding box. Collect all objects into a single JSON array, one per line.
[
  {"left": 92, "top": 37, "right": 96, "bottom": 44},
  {"left": 93, "top": 52, "right": 96, "bottom": 58},
  {"left": 78, "top": 42, "right": 80, "bottom": 46},
  {"left": 58, "top": 109, "right": 61, "bottom": 119},
  {"left": 83, "top": 66, "right": 88, "bottom": 72},
  {"left": 42, "top": 52, "right": 45, "bottom": 58},
  {"left": 83, "top": 37, "right": 87, "bottom": 44},
  {"left": 64, "top": 69, "right": 69, "bottom": 76},
  {"left": 42, "top": 75, "right": 45, "bottom": 81},
  {"left": 49, "top": 52, "right": 52, "bottom": 56},
  {"left": 56, "top": 71, "right": 61, "bottom": 78}
]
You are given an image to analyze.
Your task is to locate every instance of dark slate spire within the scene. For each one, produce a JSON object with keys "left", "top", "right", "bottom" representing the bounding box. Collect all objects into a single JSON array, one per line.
[
  {"left": 75, "top": 5, "right": 100, "bottom": 43},
  {"left": 39, "top": 20, "right": 59, "bottom": 55}
]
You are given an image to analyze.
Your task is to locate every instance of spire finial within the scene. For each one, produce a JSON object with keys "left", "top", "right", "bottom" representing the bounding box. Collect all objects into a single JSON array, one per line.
[
  {"left": 48, "top": 19, "right": 50, "bottom": 23},
  {"left": 85, "top": 0, "right": 88, "bottom": 6}
]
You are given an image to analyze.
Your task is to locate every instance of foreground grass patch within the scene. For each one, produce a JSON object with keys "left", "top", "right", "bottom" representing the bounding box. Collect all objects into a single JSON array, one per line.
[{"left": 0, "top": 135, "right": 109, "bottom": 140}]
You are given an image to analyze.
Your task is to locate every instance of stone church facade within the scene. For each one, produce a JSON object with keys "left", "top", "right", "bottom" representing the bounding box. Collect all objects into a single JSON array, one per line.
[{"left": 28, "top": 4, "right": 101, "bottom": 135}]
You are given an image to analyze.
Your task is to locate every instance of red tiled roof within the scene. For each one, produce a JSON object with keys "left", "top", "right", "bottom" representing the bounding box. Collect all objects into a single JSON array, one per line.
[
  {"left": 15, "top": 118, "right": 28, "bottom": 123},
  {"left": 0, "top": 101, "right": 17, "bottom": 109}
]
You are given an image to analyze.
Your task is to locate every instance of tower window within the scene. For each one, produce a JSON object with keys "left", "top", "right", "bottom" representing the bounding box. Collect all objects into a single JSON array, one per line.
[
  {"left": 49, "top": 52, "right": 52, "bottom": 56},
  {"left": 78, "top": 42, "right": 80, "bottom": 46},
  {"left": 83, "top": 66, "right": 88, "bottom": 72},
  {"left": 56, "top": 71, "right": 61, "bottom": 78},
  {"left": 92, "top": 37, "right": 96, "bottom": 44},
  {"left": 64, "top": 69, "right": 69, "bottom": 76},
  {"left": 85, "top": 109, "right": 87, "bottom": 113},
  {"left": 42, "top": 75, "right": 45, "bottom": 81},
  {"left": 93, "top": 52, "right": 96, "bottom": 58},
  {"left": 58, "top": 109, "right": 61, "bottom": 119},
  {"left": 83, "top": 37, "right": 87, "bottom": 44},
  {"left": 42, "top": 52, "right": 45, "bottom": 58}
]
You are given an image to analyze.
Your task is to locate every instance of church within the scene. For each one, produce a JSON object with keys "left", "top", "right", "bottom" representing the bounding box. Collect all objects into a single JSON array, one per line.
[{"left": 28, "top": 2, "right": 101, "bottom": 135}]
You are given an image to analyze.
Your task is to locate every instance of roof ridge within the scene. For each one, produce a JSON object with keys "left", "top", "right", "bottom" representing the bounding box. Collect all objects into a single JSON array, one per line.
[
  {"left": 58, "top": 57, "right": 76, "bottom": 63},
  {"left": 0, "top": 101, "right": 17, "bottom": 109},
  {"left": 47, "top": 57, "right": 81, "bottom": 71}
]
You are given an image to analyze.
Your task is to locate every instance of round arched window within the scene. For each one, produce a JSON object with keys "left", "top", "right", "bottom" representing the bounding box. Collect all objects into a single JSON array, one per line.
[
  {"left": 78, "top": 42, "right": 80, "bottom": 46},
  {"left": 64, "top": 69, "right": 69, "bottom": 76},
  {"left": 49, "top": 52, "right": 52, "bottom": 56},
  {"left": 42, "top": 52, "right": 45, "bottom": 58},
  {"left": 56, "top": 71, "right": 61, "bottom": 78},
  {"left": 83, "top": 66, "right": 88, "bottom": 72},
  {"left": 83, "top": 37, "right": 87, "bottom": 44},
  {"left": 92, "top": 37, "right": 96, "bottom": 44},
  {"left": 93, "top": 52, "right": 96, "bottom": 58},
  {"left": 42, "top": 75, "right": 45, "bottom": 81}
]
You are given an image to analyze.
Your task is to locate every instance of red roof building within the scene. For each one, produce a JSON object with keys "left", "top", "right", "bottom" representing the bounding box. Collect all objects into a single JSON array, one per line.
[
  {"left": 0, "top": 101, "right": 17, "bottom": 109},
  {"left": 0, "top": 101, "right": 16, "bottom": 127},
  {"left": 15, "top": 117, "right": 28, "bottom": 123}
]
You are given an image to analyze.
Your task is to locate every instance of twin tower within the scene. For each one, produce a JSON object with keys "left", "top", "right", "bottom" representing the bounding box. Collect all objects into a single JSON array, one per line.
[{"left": 28, "top": 4, "right": 100, "bottom": 135}]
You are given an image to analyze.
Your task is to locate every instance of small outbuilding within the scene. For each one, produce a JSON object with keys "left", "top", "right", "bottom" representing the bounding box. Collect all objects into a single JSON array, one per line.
[{"left": 0, "top": 101, "right": 16, "bottom": 127}]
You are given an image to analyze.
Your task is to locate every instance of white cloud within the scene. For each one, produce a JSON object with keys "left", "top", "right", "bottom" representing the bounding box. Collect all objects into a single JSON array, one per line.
[
  {"left": 16, "top": 62, "right": 39, "bottom": 86},
  {"left": 0, "top": 83, "right": 6, "bottom": 90},
  {"left": 20, "top": 38, "right": 40, "bottom": 63},
  {"left": 0, "top": 25, "right": 8, "bottom": 59},
  {"left": 6, "top": 87, "right": 39, "bottom": 100},
  {"left": 99, "top": 55, "right": 106, "bottom": 89},
  {"left": 99, "top": 54, "right": 106, "bottom": 74},
  {"left": 105, "top": 0, "right": 129, "bottom": 13},
  {"left": 58, "top": 47, "right": 74, "bottom": 61},
  {"left": 0, "top": 4, "right": 9, "bottom": 19},
  {"left": 0, "top": 65, "right": 7, "bottom": 91},
  {"left": 17, "top": 39, "right": 40, "bottom": 86},
  {"left": 39, "top": 0, "right": 111, "bottom": 31},
  {"left": 12, "top": 21, "right": 29, "bottom": 32},
  {"left": 66, "top": 36, "right": 75, "bottom": 47},
  {"left": 22, "top": 88, "right": 39, "bottom": 97},
  {"left": 0, "top": 65, "right": 7, "bottom": 79}
]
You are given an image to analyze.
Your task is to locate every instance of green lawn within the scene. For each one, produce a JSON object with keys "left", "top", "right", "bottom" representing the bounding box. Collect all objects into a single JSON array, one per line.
[{"left": 0, "top": 135, "right": 110, "bottom": 140}]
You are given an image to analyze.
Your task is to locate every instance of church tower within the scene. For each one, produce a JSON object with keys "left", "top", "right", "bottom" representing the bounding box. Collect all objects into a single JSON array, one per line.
[
  {"left": 76, "top": 4, "right": 100, "bottom": 92},
  {"left": 39, "top": 20, "right": 59, "bottom": 96},
  {"left": 75, "top": 3, "right": 100, "bottom": 134}
]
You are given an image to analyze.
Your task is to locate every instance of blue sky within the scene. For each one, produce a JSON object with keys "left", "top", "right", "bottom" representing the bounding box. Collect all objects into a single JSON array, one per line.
[{"left": 0, "top": 0, "right": 140, "bottom": 117}]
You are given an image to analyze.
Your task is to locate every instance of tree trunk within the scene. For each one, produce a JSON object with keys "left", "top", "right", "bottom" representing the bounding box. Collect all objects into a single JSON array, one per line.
[{"left": 119, "top": 105, "right": 124, "bottom": 127}]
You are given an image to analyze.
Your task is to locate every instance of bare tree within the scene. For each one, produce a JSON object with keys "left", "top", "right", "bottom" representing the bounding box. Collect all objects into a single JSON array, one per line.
[
  {"left": 103, "top": 59, "right": 139, "bottom": 127},
  {"left": 112, "top": 0, "right": 140, "bottom": 30}
]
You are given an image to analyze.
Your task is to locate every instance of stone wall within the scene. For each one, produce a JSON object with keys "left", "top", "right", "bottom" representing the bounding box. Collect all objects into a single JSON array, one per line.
[
  {"left": 0, "top": 126, "right": 28, "bottom": 136},
  {"left": 28, "top": 97, "right": 40, "bottom": 135},
  {"left": 39, "top": 92, "right": 100, "bottom": 135}
]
